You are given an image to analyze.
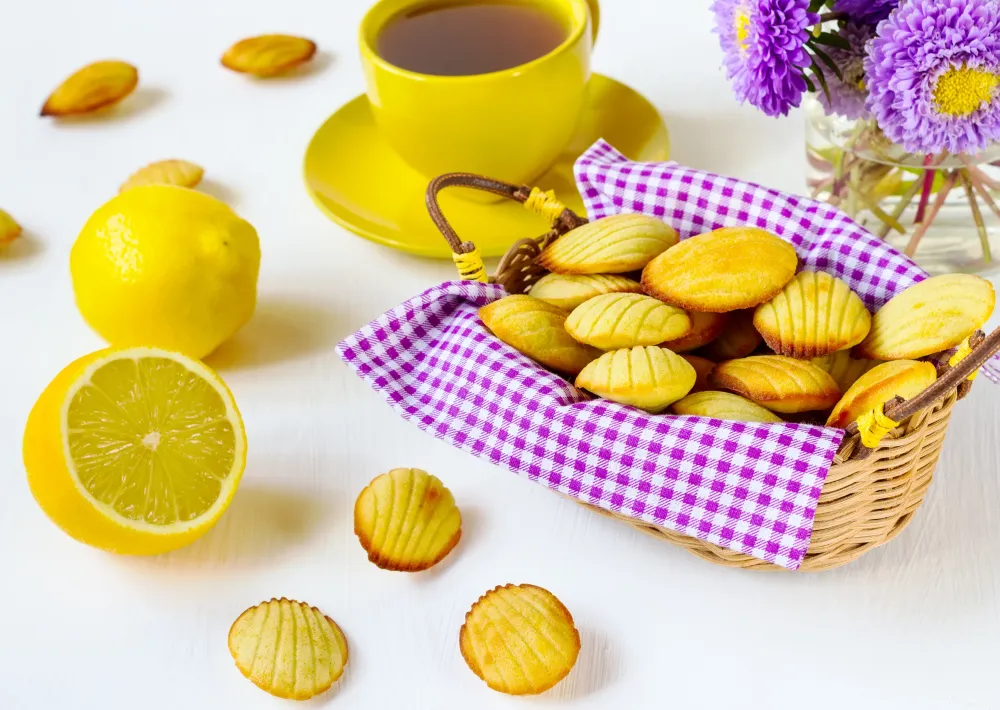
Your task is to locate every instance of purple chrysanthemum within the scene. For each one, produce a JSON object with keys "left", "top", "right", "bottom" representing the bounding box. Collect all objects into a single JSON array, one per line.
[
  {"left": 712, "top": 0, "right": 818, "bottom": 117},
  {"left": 865, "top": 0, "right": 1000, "bottom": 156},
  {"left": 816, "top": 23, "right": 873, "bottom": 120},
  {"left": 833, "top": 0, "right": 898, "bottom": 25}
]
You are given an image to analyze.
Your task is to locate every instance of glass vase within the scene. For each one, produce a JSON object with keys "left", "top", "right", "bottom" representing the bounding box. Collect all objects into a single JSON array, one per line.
[{"left": 804, "top": 94, "right": 1000, "bottom": 276}]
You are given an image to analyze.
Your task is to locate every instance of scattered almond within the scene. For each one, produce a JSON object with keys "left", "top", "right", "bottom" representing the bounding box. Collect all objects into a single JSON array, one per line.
[
  {"left": 41, "top": 60, "right": 138, "bottom": 117},
  {"left": 0, "top": 208, "right": 22, "bottom": 246},
  {"left": 120, "top": 159, "right": 204, "bottom": 193},
  {"left": 221, "top": 35, "right": 317, "bottom": 77}
]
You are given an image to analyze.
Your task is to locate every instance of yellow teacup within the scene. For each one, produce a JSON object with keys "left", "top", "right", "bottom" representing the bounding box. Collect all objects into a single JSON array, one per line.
[{"left": 359, "top": 0, "right": 598, "bottom": 186}]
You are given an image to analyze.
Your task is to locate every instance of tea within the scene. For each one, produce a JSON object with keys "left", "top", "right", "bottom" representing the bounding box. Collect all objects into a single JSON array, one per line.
[{"left": 376, "top": 1, "right": 568, "bottom": 77}]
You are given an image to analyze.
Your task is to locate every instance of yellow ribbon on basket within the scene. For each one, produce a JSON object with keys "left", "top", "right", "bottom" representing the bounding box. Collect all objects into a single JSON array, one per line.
[
  {"left": 524, "top": 187, "right": 567, "bottom": 226},
  {"left": 452, "top": 246, "right": 488, "bottom": 283},
  {"left": 948, "top": 337, "right": 978, "bottom": 381},
  {"left": 855, "top": 407, "right": 900, "bottom": 449}
]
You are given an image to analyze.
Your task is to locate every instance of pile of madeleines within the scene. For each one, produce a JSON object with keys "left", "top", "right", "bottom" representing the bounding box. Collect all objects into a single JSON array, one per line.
[{"left": 479, "top": 214, "right": 996, "bottom": 427}]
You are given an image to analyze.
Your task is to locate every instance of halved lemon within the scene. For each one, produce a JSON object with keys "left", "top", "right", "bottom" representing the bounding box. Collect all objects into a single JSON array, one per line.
[{"left": 23, "top": 347, "right": 246, "bottom": 554}]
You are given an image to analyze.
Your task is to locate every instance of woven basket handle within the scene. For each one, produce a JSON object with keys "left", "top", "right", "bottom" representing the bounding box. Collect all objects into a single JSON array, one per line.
[
  {"left": 426, "top": 173, "right": 588, "bottom": 281},
  {"left": 845, "top": 325, "right": 1000, "bottom": 447}
]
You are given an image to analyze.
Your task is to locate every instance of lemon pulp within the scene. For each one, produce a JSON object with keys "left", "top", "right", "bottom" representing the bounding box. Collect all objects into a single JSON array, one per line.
[{"left": 65, "top": 355, "right": 238, "bottom": 530}]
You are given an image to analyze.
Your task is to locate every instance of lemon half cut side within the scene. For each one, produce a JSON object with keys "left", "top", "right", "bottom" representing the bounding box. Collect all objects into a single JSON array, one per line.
[{"left": 24, "top": 347, "right": 247, "bottom": 555}]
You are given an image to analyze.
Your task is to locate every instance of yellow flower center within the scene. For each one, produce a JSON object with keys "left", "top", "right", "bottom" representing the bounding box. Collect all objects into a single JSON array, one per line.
[
  {"left": 933, "top": 65, "right": 1000, "bottom": 117},
  {"left": 735, "top": 12, "right": 751, "bottom": 52}
]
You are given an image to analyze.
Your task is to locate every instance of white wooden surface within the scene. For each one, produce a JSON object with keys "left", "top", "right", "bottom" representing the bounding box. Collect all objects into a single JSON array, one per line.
[{"left": 2, "top": 1, "right": 999, "bottom": 708}]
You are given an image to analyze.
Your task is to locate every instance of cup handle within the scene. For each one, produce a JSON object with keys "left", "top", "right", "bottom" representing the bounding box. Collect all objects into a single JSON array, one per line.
[{"left": 586, "top": 0, "right": 600, "bottom": 43}]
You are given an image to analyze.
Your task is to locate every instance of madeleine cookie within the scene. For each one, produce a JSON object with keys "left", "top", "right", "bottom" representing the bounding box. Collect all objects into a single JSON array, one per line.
[
  {"left": 537, "top": 213, "right": 678, "bottom": 274},
  {"left": 671, "top": 391, "right": 785, "bottom": 423},
  {"left": 529, "top": 273, "right": 643, "bottom": 311},
  {"left": 856, "top": 274, "right": 995, "bottom": 360},
  {"left": 701, "top": 310, "right": 762, "bottom": 360},
  {"left": 826, "top": 360, "right": 937, "bottom": 428},
  {"left": 812, "top": 351, "right": 881, "bottom": 392},
  {"left": 460, "top": 584, "right": 580, "bottom": 696},
  {"left": 711, "top": 355, "right": 841, "bottom": 413},
  {"left": 479, "top": 296, "right": 601, "bottom": 375},
  {"left": 681, "top": 354, "right": 716, "bottom": 393},
  {"left": 229, "top": 598, "right": 348, "bottom": 700},
  {"left": 661, "top": 311, "right": 729, "bottom": 353},
  {"left": 576, "top": 346, "right": 696, "bottom": 412},
  {"left": 354, "top": 468, "right": 461, "bottom": 572},
  {"left": 641, "top": 227, "right": 798, "bottom": 312},
  {"left": 566, "top": 293, "right": 691, "bottom": 350},
  {"left": 753, "top": 271, "right": 871, "bottom": 358}
]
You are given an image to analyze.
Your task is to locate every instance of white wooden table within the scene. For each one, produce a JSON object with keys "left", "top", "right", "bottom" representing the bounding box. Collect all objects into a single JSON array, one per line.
[{"left": 2, "top": 1, "right": 999, "bottom": 708}]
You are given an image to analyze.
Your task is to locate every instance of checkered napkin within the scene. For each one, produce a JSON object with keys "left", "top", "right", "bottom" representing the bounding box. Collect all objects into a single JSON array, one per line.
[{"left": 337, "top": 139, "right": 991, "bottom": 570}]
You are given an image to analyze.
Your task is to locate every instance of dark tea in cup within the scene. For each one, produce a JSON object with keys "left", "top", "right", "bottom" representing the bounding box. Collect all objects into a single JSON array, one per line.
[{"left": 376, "top": 1, "right": 569, "bottom": 76}]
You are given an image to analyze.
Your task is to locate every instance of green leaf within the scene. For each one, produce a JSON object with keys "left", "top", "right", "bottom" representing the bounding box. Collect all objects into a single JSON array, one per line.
[
  {"left": 810, "top": 59, "right": 833, "bottom": 103},
  {"left": 807, "top": 0, "right": 829, "bottom": 12},
  {"left": 812, "top": 31, "right": 852, "bottom": 51},
  {"left": 803, "top": 72, "right": 817, "bottom": 94},
  {"left": 811, "top": 45, "right": 844, "bottom": 81}
]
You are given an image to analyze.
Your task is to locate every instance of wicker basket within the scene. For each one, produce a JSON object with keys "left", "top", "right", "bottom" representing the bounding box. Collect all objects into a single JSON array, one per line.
[{"left": 426, "top": 173, "right": 1000, "bottom": 571}]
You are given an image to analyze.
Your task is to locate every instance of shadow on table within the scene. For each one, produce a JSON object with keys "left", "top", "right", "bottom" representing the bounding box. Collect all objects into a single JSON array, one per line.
[
  {"left": 146, "top": 484, "right": 332, "bottom": 569},
  {"left": 45, "top": 86, "right": 169, "bottom": 125},
  {"left": 0, "top": 230, "right": 45, "bottom": 265},
  {"left": 207, "top": 295, "right": 346, "bottom": 371},
  {"left": 539, "top": 627, "right": 623, "bottom": 702}
]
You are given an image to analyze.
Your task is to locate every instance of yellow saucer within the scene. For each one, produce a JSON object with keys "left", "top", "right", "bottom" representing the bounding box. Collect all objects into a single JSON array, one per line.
[{"left": 304, "top": 74, "right": 669, "bottom": 259}]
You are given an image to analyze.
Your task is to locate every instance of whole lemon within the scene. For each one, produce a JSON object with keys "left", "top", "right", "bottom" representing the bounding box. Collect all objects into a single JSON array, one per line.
[{"left": 71, "top": 186, "right": 260, "bottom": 359}]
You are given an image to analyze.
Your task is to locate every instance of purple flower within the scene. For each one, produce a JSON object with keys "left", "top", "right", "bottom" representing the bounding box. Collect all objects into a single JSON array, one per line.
[
  {"left": 865, "top": 0, "right": 1000, "bottom": 156},
  {"left": 833, "top": 0, "right": 898, "bottom": 25},
  {"left": 712, "top": 0, "right": 818, "bottom": 117},
  {"left": 816, "top": 23, "right": 873, "bottom": 120}
]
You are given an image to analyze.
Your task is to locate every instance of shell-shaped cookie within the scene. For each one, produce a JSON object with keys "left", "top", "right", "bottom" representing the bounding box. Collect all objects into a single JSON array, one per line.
[
  {"left": 354, "top": 467, "right": 462, "bottom": 572},
  {"left": 753, "top": 271, "right": 871, "bottom": 358},
  {"left": 529, "top": 273, "right": 643, "bottom": 311},
  {"left": 537, "top": 213, "right": 678, "bottom": 274},
  {"left": 826, "top": 360, "right": 937, "bottom": 428},
  {"left": 222, "top": 34, "right": 317, "bottom": 76},
  {"left": 681, "top": 354, "right": 716, "bottom": 393},
  {"left": 711, "top": 355, "right": 841, "bottom": 413},
  {"left": 575, "top": 346, "right": 696, "bottom": 412},
  {"left": 565, "top": 293, "right": 691, "bottom": 349},
  {"left": 671, "top": 391, "right": 784, "bottom": 423},
  {"left": 701, "top": 310, "right": 762, "bottom": 360},
  {"left": 120, "top": 159, "right": 204, "bottom": 192},
  {"left": 460, "top": 584, "right": 580, "bottom": 696},
  {"left": 661, "top": 312, "right": 729, "bottom": 353},
  {"left": 812, "top": 351, "right": 881, "bottom": 392},
  {"left": 229, "top": 598, "right": 348, "bottom": 700},
  {"left": 40, "top": 60, "right": 139, "bottom": 117},
  {"left": 479, "top": 296, "right": 601, "bottom": 376},
  {"left": 855, "top": 274, "right": 995, "bottom": 360},
  {"left": 642, "top": 227, "right": 798, "bottom": 312},
  {"left": 0, "top": 208, "right": 22, "bottom": 246}
]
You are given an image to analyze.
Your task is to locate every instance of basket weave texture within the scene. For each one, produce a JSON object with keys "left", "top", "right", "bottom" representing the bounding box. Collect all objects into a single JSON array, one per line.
[{"left": 425, "top": 172, "right": 998, "bottom": 572}]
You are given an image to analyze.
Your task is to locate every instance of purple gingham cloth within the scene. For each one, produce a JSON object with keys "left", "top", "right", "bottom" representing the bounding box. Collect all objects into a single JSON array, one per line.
[{"left": 337, "top": 140, "right": 995, "bottom": 569}]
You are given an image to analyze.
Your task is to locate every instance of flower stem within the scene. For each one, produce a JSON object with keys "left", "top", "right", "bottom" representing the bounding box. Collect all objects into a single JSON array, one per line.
[
  {"left": 959, "top": 170, "right": 993, "bottom": 264},
  {"left": 905, "top": 170, "right": 958, "bottom": 257},
  {"left": 879, "top": 174, "right": 925, "bottom": 239},
  {"left": 965, "top": 168, "right": 1000, "bottom": 224},
  {"left": 913, "top": 156, "right": 937, "bottom": 224},
  {"left": 817, "top": 11, "right": 846, "bottom": 23},
  {"left": 962, "top": 161, "right": 1000, "bottom": 192}
]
